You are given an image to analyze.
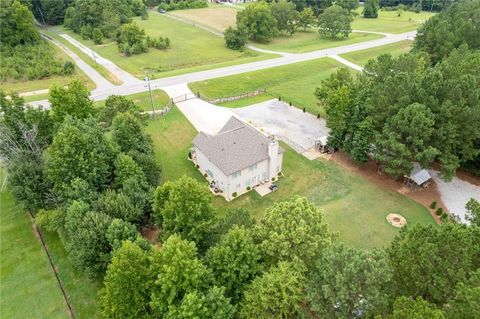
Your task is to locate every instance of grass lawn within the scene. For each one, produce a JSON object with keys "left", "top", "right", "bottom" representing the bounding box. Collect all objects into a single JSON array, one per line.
[
  {"left": 94, "top": 89, "right": 171, "bottom": 112},
  {"left": 60, "top": 13, "right": 274, "bottom": 79},
  {"left": 0, "top": 171, "right": 68, "bottom": 319},
  {"left": 352, "top": 8, "right": 435, "bottom": 33},
  {"left": 170, "top": 7, "right": 237, "bottom": 32},
  {"left": 253, "top": 30, "right": 382, "bottom": 53},
  {"left": 340, "top": 40, "right": 413, "bottom": 66},
  {"left": 146, "top": 105, "right": 435, "bottom": 248},
  {"left": 41, "top": 232, "right": 102, "bottom": 318},
  {"left": 1, "top": 42, "right": 95, "bottom": 94},
  {"left": 190, "top": 57, "right": 347, "bottom": 117}
]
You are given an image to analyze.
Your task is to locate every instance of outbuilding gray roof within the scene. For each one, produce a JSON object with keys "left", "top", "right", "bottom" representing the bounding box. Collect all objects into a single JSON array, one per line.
[
  {"left": 409, "top": 163, "right": 432, "bottom": 185},
  {"left": 193, "top": 117, "right": 283, "bottom": 176}
]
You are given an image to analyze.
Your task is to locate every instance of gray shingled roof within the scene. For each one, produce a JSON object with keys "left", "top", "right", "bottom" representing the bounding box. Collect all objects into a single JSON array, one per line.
[
  {"left": 409, "top": 163, "right": 432, "bottom": 185},
  {"left": 193, "top": 117, "right": 282, "bottom": 176}
]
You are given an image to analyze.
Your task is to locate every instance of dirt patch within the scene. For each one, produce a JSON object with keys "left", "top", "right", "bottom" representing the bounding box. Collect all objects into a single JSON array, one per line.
[
  {"left": 329, "top": 151, "right": 444, "bottom": 223},
  {"left": 170, "top": 7, "right": 237, "bottom": 32},
  {"left": 141, "top": 226, "right": 161, "bottom": 246}
]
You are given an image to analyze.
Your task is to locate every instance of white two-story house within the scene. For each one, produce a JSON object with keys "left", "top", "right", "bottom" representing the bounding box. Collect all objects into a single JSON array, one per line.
[{"left": 191, "top": 116, "right": 283, "bottom": 200}]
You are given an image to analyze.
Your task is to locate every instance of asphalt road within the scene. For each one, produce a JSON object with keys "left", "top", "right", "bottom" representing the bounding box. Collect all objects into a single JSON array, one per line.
[{"left": 31, "top": 30, "right": 414, "bottom": 108}]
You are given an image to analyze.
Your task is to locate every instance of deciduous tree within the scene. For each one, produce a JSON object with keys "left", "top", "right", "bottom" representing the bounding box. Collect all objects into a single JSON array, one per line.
[
  {"left": 46, "top": 117, "right": 114, "bottom": 201},
  {"left": 239, "top": 261, "right": 305, "bottom": 319},
  {"left": 386, "top": 297, "right": 445, "bottom": 319},
  {"left": 205, "top": 226, "right": 262, "bottom": 302},
  {"left": 271, "top": 0, "right": 298, "bottom": 35},
  {"left": 318, "top": 5, "right": 352, "bottom": 38},
  {"left": 255, "top": 196, "right": 332, "bottom": 268},
  {"left": 150, "top": 234, "right": 212, "bottom": 317},
  {"left": 237, "top": 1, "right": 277, "bottom": 42},
  {"left": 49, "top": 79, "right": 95, "bottom": 123},
  {"left": 153, "top": 175, "right": 216, "bottom": 249},
  {"left": 297, "top": 7, "right": 316, "bottom": 31},
  {"left": 101, "top": 241, "right": 153, "bottom": 318}
]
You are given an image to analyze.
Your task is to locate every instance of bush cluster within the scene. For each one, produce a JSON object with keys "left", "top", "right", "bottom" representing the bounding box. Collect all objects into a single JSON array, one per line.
[
  {"left": 147, "top": 36, "right": 171, "bottom": 50},
  {"left": 0, "top": 42, "right": 74, "bottom": 82},
  {"left": 158, "top": 0, "right": 207, "bottom": 11}
]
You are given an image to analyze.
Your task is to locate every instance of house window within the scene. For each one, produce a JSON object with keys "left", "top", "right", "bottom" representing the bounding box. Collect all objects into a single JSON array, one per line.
[
  {"left": 249, "top": 163, "right": 257, "bottom": 172},
  {"left": 262, "top": 172, "right": 266, "bottom": 181},
  {"left": 245, "top": 179, "right": 251, "bottom": 187},
  {"left": 207, "top": 170, "right": 213, "bottom": 178},
  {"left": 233, "top": 171, "right": 241, "bottom": 178},
  {"left": 236, "top": 184, "right": 241, "bottom": 189}
]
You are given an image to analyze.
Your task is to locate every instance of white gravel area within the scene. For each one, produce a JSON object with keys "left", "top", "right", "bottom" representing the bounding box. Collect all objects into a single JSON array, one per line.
[
  {"left": 429, "top": 170, "right": 480, "bottom": 223},
  {"left": 233, "top": 99, "right": 330, "bottom": 152}
]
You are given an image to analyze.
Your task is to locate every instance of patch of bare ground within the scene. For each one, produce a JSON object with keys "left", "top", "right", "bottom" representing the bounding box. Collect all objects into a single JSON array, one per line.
[{"left": 141, "top": 225, "right": 161, "bottom": 247}]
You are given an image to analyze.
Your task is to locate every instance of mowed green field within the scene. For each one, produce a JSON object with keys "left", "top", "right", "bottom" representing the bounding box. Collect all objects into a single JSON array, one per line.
[
  {"left": 340, "top": 40, "right": 413, "bottom": 66},
  {"left": 95, "top": 89, "right": 171, "bottom": 112},
  {"left": 190, "top": 58, "right": 347, "bottom": 117},
  {"left": 253, "top": 31, "right": 382, "bottom": 53},
  {"left": 60, "top": 13, "right": 274, "bottom": 79},
  {"left": 352, "top": 8, "right": 435, "bottom": 33},
  {"left": 146, "top": 107, "right": 435, "bottom": 248},
  {"left": 1, "top": 42, "right": 95, "bottom": 94},
  {"left": 0, "top": 169, "right": 102, "bottom": 318},
  {"left": 0, "top": 171, "right": 68, "bottom": 319}
]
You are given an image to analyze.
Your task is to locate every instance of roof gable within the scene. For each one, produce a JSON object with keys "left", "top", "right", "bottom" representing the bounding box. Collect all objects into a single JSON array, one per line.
[{"left": 193, "top": 117, "right": 275, "bottom": 175}]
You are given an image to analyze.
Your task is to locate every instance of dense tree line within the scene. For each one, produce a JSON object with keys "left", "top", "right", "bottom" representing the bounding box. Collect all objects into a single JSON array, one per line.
[
  {"left": 157, "top": 0, "right": 208, "bottom": 11},
  {"left": 226, "top": 0, "right": 353, "bottom": 49},
  {"left": 64, "top": 0, "right": 147, "bottom": 42},
  {"left": 100, "top": 187, "right": 480, "bottom": 318},
  {"left": 0, "top": 0, "right": 74, "bottom": 82},
  {"left": 317, "top": 0, "right": 480, "bottom": 180},
  {"left": 0, "top": 79, "right": 160, "bottom": 277}
]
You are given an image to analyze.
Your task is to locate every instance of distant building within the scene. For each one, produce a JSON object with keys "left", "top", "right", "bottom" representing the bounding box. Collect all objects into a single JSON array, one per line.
[{"left": 191, "top": 116, "right": 283, "bottom": 200}]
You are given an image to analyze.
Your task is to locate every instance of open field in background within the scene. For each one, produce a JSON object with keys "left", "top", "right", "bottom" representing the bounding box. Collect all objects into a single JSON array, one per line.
[
  {"left": 352, "top": 8, "right": 435, "bottom": 33},
  {"left": 1, "top": 42, "right": 95, "bottom": 94},
  {"left": 59, "top": 13, "right": 274, "bottom": 80},
  {"left": 254, "top": 31, "right": 382, "bottom": 53},
  {"left": 94, "top": 89, "right": 171, "bottom": 112},
  {"left": 0, "top": 170, "right": 69, "bottom": 319},
  {"left": 170, "top": 7, "right": 237, "bottom": 32},
  {"left": 190, "top": 58, "right": 347, "bottom": 117},
  {"left": 43, "top": 28, "right": 122, "bottom": 85},
  {"left": 340, "top": 40, "right": 413, "bottom": 66},
  {"left": 147, "top": 107, "right": 435, "bottom": 248}
]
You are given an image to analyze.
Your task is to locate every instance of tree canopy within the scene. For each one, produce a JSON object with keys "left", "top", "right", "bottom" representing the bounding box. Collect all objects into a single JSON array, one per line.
[{"left": 318, "top": 4, "right": 352, "bottom": 38}]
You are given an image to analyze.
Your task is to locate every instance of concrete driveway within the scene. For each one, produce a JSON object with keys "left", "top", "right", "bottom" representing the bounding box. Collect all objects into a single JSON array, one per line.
[
  {"left": 162, "top": 84, "right": 235, "bottom": 135},
  {"left": 233, "top": 99, "right": 330, "bottom": 153}
]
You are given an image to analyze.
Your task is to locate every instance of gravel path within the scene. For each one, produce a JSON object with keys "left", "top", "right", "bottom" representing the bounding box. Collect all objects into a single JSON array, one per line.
[{"left": 429, "top": 170, "right": 480, "bottom": 223}]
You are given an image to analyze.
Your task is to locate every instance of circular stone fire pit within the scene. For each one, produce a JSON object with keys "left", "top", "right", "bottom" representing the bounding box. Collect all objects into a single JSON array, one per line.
[{"left": 386, "top": 213, "right": 407, "bottom": 228}]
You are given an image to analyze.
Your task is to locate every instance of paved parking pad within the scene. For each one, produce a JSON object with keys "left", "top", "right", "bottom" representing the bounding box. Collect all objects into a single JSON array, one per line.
[{"left": 233, "top": 99, "right": 330, "bottom": 152}]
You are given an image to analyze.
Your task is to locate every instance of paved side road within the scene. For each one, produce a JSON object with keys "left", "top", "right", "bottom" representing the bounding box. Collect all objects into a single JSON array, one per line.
[
  {"left": 60, "top": 34, "right": 141, "bottom": 86},
  {"left": 41, "top": 34, "right": 115, "bottom": 91}
]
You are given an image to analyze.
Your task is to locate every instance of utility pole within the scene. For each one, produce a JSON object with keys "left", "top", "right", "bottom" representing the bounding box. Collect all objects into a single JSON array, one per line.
[{"left": 144, "top": 74, "right": 157, "bottom": 117}]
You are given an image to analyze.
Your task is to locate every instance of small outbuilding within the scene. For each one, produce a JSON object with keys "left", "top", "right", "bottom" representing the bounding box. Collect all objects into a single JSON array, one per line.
[
  {"left": 404, "top": 163, "right": 432, "bottom": 190},
  {"left": 315, "top": 136, "right": 330, "bottom": 153}
]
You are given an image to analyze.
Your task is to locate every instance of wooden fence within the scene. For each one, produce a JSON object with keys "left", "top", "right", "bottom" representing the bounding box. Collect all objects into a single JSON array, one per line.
[{"left": 206, "top": 89, "right": 267, "bottom": 105}]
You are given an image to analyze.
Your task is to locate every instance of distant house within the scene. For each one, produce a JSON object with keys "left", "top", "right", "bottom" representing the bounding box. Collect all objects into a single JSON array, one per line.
[{"left": 191, "top": 116, "right": 283, "bottom": 200}]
